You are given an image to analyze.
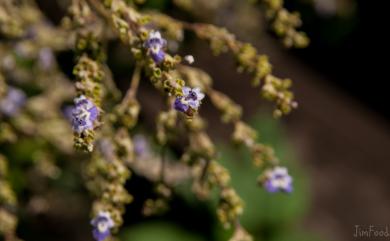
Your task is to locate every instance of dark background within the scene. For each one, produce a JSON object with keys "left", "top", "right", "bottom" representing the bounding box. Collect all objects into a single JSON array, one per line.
[{"left": 290, "top": 0, "right": 388, "bottom": 120}]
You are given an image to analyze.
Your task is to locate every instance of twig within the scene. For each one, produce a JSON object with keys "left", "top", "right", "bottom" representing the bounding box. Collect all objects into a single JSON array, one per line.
[
  {"left": 122, "top": 63, "right": 141, "bottom": 104},
  {"left": 160, "top": 145, "right": 166, "bottom": 183},
  {"left": 200, "top": 158, "right": 210, "bottom": 183},
  {"left": 85, "top": 0, "right": 111, "bottom": 20}
]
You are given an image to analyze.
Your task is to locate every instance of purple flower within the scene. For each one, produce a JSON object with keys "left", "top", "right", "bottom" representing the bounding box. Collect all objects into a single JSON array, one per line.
[
  {"left": 62, "top": 105, "right": 74, "bottom": 123},
  {"left": 24, "top": 26, "right": 37, "bottom": 39},
  {"left": 144, "top": 31, "right": 167, "bottom": 64},
  {"left": 98, "top": 138, "right": 115, "bottom": 162},
  {"left": 91, "top": 211, "right": 115, "bottom": 241},
  {"left": 71, "top": 95, "right": 99, "bottom": 133},
  {"left": 38, "top": 47, "right": 54, "bottom": 70},
  {"left": 0, "top": 87, "right": 26, "bottom": 117},
  {"left": 263, "top": 166, "right": 293, "bottom": 193},
  {"left": 174, "top": 97, "right": 189, "bottom": 112},
  {"left": 133, "top": 134, "right": 150, "bottom": 158},
  {"left": 174, "top": 87, "right": 205, "bottom": 113}
]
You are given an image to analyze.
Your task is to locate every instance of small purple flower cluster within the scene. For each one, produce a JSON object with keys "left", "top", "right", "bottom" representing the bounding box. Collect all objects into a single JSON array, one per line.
[
  {"left": 143, "top": 31, "right": 205, "bottom": 115},
  {"left": 0, "top": 87, "right": 26, "bottom": 117},
  {"left": 263, "top": 166, "right": 293, "bottom": 193},
  {"left": 90, "top": 211, "right": 115, "bottom": 241},
  {"left": 71, "top": 95, "right": 99, "bottom": 133},
  {"left": 174, "top": 87, "right": 205, "bottom": 114},
  {"left": 38, "top": 47, "right": 55, "bottom": 70},
  {"left": 144, "top": 31, "right": 167, "bottom": 64},
  {"left": 133, "top": 134, "right": 150, "bottom": 158}
]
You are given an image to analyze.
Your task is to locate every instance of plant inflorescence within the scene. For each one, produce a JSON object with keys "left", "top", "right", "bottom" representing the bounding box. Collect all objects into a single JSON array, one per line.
[{"left": 0, "top": 0, "right": 307, "bottom": 240}]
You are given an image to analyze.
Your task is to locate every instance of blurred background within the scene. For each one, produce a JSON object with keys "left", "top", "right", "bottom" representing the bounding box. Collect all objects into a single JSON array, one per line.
[{"left": 1, "top": 0, "right": 389, "bottom": 241}]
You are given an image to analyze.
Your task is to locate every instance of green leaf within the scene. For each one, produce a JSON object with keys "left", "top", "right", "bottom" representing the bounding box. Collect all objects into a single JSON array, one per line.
[
  {"left": 270, "top": 229, "right": 326, "bottom": 241},
  {"left": 215, "top": 113, "right": 310, "bottom": 239},
  {"left": 121, "top": 222, "right": 205, "bottom": 241}
]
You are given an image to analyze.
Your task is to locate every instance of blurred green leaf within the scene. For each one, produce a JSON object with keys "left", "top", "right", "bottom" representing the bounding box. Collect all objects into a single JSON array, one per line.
[
  {"left": 121, "top": 222, "right": 205, "bottom": 241},
  {"left": 141, "top": 0, "right": 170, "bottom": 10},
  {"left": 270, "top": 229, "right": 326, "bottom": 241},
  {"left": 166, "top": 113, "right": 317, "bottom": 241},
  {"left": 214, "top": 114, "right": 310, "bottom": 240}
]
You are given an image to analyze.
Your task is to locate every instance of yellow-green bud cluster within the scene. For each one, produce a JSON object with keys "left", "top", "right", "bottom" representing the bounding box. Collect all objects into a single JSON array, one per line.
[
  {"left": 72, "top": 54, "right": 104, "bottom": 152},
  {"left": 86, "top": 135, "right": 133, "bottom": 231},
  {"left": 217, "top": 187, "right": 244, "bottom": 229},
  {"left": 0, "top": 155, "right": 20, "bottom": 240},
  {"left": 263, "top": 0, "right": 309, "bottom": 48},
  {"left": 156, "top": 110, "right": 178, "bottom": 145}
]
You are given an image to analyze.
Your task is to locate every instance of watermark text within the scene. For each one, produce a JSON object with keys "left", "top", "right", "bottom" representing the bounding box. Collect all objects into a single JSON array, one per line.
[{"left": 354, "top": 225, "right": 390, "bottom": 239}]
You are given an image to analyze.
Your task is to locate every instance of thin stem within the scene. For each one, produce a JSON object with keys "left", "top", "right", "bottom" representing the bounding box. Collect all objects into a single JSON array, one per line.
[
  {"left": 160, "top": 145, "right": 166, "bottom": 183},
  {"left": 122, "top": 63, "right": 141, "bottom": 104},
  {"left": 235, "top": 218, "right": 241, "bottom": 229},
  {"left": 86, "top": 0, "right": 110, "bottom": 20},
  {"left": 200, "top": 158, "right": 210, "bottom": 183},
  {"left": 102, "top": 64, "right": 121, "bottom": 99}
]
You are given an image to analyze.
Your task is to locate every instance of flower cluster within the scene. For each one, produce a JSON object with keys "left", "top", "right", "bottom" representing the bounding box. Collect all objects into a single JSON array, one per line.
[
  {"left": 174, "top": 87, "right": 205, "bottom": 115},
  {"left": 38, "top": 47, "right": 55, "bottom": 70},
  {"left": 0, "top": 0, "right": 306, "bottom": 240},
  {"left": 262, "top": 0, "right": 309, "bottom": 48},
  {"left": 91, "top": 211, "right": 115, "bottom": 241},
  {"left": 0, "top": 155, "right": 19, "bottom": 240},
  {"left": 86, "top": 131, "right": 133, "bottom": 241},
  {"left": 0, "top": 87, "right": 26, "bottom": 117},
  {"left": 262, "top": 166, "right": 293, "bottom": 193},
  {"left": 133, "top": 134, "right": 150, "bottom": 158},
  {"left": 71, "top": 95, "right": 99, "bottom": 133},
  {"left": 144, "top": 31, "right": 167, "bottom": 64}
]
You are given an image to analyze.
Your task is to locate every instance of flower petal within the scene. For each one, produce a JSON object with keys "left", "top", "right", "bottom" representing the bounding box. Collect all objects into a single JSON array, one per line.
[
  {"left": 182, "top": 87, "right": 191, "bottom": 96},
  {"left": 188, "top": 100, "right": 199, "bottom": 109},
  {"left": 174, "top": 98, "right": 189, "bottom": 112}
]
